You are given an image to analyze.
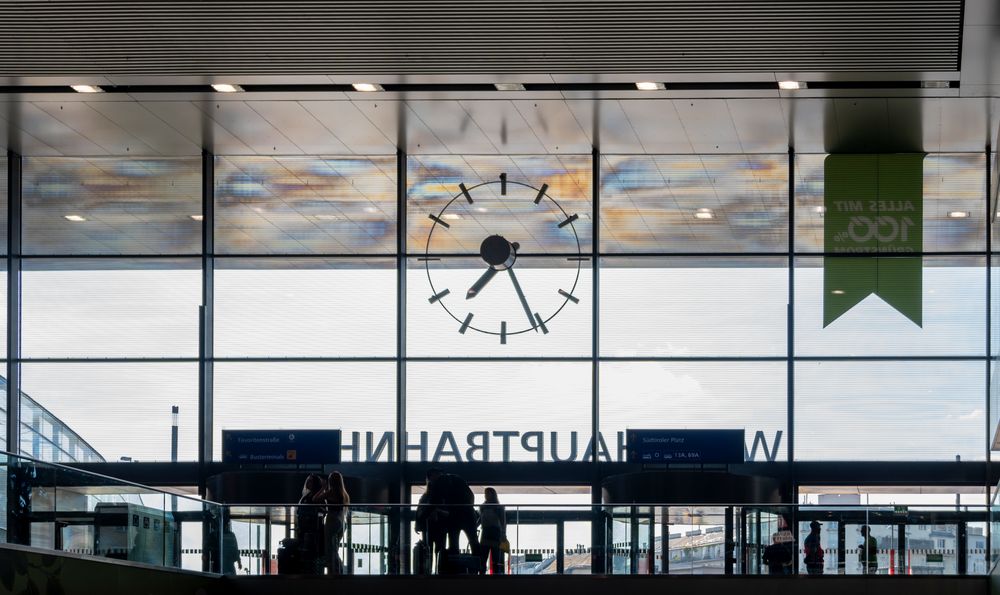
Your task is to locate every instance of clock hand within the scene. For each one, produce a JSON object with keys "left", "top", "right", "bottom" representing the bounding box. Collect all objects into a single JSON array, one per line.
[
  {"left": 506, "top": 268, "right": 538, "bottom": 332},
  {"left": 466, "top": 267, "right": 499, "bottom": 299}
]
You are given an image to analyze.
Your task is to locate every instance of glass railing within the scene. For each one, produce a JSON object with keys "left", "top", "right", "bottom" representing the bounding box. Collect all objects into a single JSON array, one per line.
[
  {"left": 1, "top": 451, "right": 225, "bottom": 573},
  {"left": 0, "top": 454, "right": 990, "bottom": 578}
]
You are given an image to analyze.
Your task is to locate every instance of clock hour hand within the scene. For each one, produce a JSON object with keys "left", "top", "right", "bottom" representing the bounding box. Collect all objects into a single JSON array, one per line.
[
  {"left": 506, "top": 268, "right": 538, "bottom": 332},
  {"left": 466, "top": 267, "right": 499, "bottom": 299}
]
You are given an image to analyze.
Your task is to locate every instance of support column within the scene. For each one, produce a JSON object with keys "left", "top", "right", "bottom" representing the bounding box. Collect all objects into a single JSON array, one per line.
[
  {"left": 589, "top": 146, "right": 605, "bottom": 574},
  {"left": 394, "top": 148, "right": 409, "bottom": 574},
  {"left": 199, "top": 151, "right": 214, "bottom": 492},
  {"left": 5, "top": 151, "right": 20, "bottom": 454}
]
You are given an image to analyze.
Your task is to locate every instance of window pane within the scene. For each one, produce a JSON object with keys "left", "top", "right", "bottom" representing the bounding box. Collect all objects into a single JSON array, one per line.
[
  {"left": 214, "top": 156, "right": 396, "bottom": 254},
  {"left": 22, "top": 157, "right": 201, "bottom": 255},
  {"left": 407, "top": 256, "right": 591, "bottom": 357},
  {"left": 600, "top": 362, "right": 787, "bottom": 463},
  {"left": 992, "top": 256, "right": 1000, "bottom": 449},
  {"left": 407, "top": 362, "right": 592, "bottom": 463},
  {"left": 214, "top": 257, "right": 395, "bottom": 357},
  {"left": 0, "top": 154, "right": 7, "bottom": 254},
  {"left": 408, "top": 155, "right": 592, "bottom": 254},
  {"left": 794, "top": 256, "right": 984, "bottom": 356},
  {"left": 22, "top": 259, "right": 200, "bottom": 358},
  {"left": 601, "top": 257, "right": 787, "bottom": 356},
  {"left": 213, "top": 362, "right": 396, "bottom": 462},
  {"left": 794, "top": 154, "right": 986, "bottom": 253},
  {"left": 600, "top": 154, "right": 787, "bottom": 253},
  {"left": 20, "top": 363, "right": 198, "bottom": 462},
  {"left": 795, "top": 360, "right": 984, "bottom": 461}
]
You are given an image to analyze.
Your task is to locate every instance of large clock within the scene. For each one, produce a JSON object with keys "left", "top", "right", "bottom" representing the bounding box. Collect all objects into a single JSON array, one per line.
[{"left": 424, "top": 173, "right": 583, "bottom": 343}]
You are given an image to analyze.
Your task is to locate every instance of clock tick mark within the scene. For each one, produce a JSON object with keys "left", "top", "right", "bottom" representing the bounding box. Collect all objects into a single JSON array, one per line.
[
  {"left": 499, "top": 172, "right": 507, "bottom": 196},
  {"left": 459, "top": 183, "right": 474, "bottom": 204},
  {"left": 459, "top": 312, "right": 474, "bottom": 334},
  {"left": 428, "top": 289, "right": 450, "bottom": 304},
  {"left": 558, "top": 289, "right": 580, "bottom": 304},
  {"left": 534, "top": 313, "right": 549, "bottom": 334},
  {"left": 428, "top": 214, "right": 451, "bottom": 228},
  {"left": 533, "top": 183, "right": 548, "bottom": 204},
  {"left": 500, "top": 321, "right": 507, "bottom": 344},
  {"left": 557, "top": 213, "right": 579, "bottom": 228}
]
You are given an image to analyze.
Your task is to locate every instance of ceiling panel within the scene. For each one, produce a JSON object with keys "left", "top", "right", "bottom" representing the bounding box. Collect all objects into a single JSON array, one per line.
[
  {"left": 672, "top": 100, "right": 742, "bottom": 153},
  {"left": 565, "top": 100, "right": 635, "bottom": 153},
  {"left": 727, "top": 99, "right": 789, "bottom": 154},
  {"left": 935, "top": 98, "right": 990, "bottom": 153},
  {"left": 34, "top": 102, "right": 158, "bottom": 155},
  {"left": 459, "top": 100, "right": 545, "bottom": 154},
  {"left": 11, "top": 103, "right": 108, "bottom": 156},
  {"left": 245, "top": 101, "right": 349, "bottom": 154},
  {"left": 780, "top": 98, "right": 838, "bottom": 153},
  {"left": 832, "top": 98, "right": 890, "bottom": 153},
  {"left": 87, "top": 101, "right": 202, "bottom": 155},
  {"left": 619, "top": 100, "right": 693, "bottom": 154},
  {"left": 353, "top": 101, "right": 448, "bottom": 154},
  {"left": 406, "top": 101, "right": 496, "bottom": 154},
  {"left": 193, "top": 101, "right": 300, "bottom": 155},
  {"left": 299, "top": 101, "right": 395, "bottom": 155},
  {"left": 511, "top": 100, "right": 591, "bottom": 154},
  {"left": 140, "top": 101, "right": 254, "bottom": 154}
]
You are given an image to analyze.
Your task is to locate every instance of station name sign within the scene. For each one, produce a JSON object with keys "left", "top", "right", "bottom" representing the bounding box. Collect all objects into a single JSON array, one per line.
[
  {"left": 222, "top": 429, "right": 342, "bottom": 465},
  {"left": 626, "top": 429, "right": 745, "bottom": 464}
]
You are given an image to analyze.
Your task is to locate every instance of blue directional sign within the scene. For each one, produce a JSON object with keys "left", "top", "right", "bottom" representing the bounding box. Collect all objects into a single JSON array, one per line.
[
  {"left": 222, "top": 430, "right": 341, "bottom": 465},
  {"left": 626, "top": 429, "right": 744, "bottom": 464}
]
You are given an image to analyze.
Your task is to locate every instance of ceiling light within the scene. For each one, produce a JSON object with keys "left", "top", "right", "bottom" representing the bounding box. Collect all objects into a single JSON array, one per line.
[
  {"left": 211, "top": 83, "right": 242, "bottom": 93},
  {"left": 313, "top": 214, "right": 339, "bottom": 221},
  {"left": 831, "top": 289, "right": 845, "bottom": 295},
  {"left": 921, "top": 80, "right": 951, "bottom": 89},
  {"left": 694, "top": 208, "right": 715, "bottom": 220},
  {"left": 635, "top": 81, "right": 666, "bottom": 91},
  {"left": 364, "top": 207, "right": 377, "bottom": 214},
  {"left": 778, "top": 80, "right": 805, "bottom": 90},
  {"left": 948, "top": 211, "right": 970, "bottom": 219},
  {"left": 70, "top": 85, "right": 103, "bottom": 93},
  {"left": 443, "top": 213, "right": 461, "bottom": 220},
  {"left": 189, "top": 214, "right": 204, "bottom": 221},
  {"left": 352, "top": 83, "right": 383, "bottom": 92},
  {"left": 494, "top": 83, "right": 525, "bottom": 91},
  {"left": 814, "top": 206, "right": 826, "bottom": 214},
  {"left": 64, "top": 214, "right": 87, "bottom": 222},
  {"left": 476, "top": 207, "right": 488, "bottom": 213}
]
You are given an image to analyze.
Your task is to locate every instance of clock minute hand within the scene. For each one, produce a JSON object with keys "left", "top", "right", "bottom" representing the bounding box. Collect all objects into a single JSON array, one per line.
[
  {"left": 466, "top": 267, "right": 499, "bottom": 299},
  {"left": 506, "top": 268, "right": 538, "bottom": 332}
]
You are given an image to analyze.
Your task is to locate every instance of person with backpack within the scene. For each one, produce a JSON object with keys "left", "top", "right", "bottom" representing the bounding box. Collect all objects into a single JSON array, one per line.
[
  {"left": 424, "top": 468, "right": 481, "bottom": 573},
  {"left": 803, "top": 520, "right": 824, "bottom": 575}
]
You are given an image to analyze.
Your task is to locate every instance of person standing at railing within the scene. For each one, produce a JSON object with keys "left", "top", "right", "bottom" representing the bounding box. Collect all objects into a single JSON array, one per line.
[
  {"left": 222, "top": 516, "right": 243, "bottom": 575},
  {"left": 803, "top": 521, "right": 824, "bottom": 575},
  {"left": 479, "top": 487, "right": 508, "bottom": 574},
  {"left": 290, "top": 473, "right": 325, "bottom": 574},
  {"left": 859, "top": 525, "right": 878, "bottom": 575},
  {"left": 425, "top": 468, "right": 481, "bottom": 574},
  {"left": 316, "top": 471, "right": 350, "bottom": 575}
]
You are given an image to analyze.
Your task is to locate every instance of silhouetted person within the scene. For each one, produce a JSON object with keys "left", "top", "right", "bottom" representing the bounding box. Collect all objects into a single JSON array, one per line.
[
  {"left": 415, "top": 489, "right": 446, "bottom": 574},
  {"left": 479, "top": 487, "right": 507, "bottom": 574},
  {"left": 803, "top": 521, "right": 824, "bottom": 575},
  {"left": 859, "top": 525, "right": 878, "bottom": 574},
  {"left": 425, "top": 468, "right": 480, "bottom": 572},
  {"left": 221, "top": 517, "right": 243, "bottom": 575},
  {"left": 762, "top": 533, "right": 791, "bottom": 575},
  {"left": 316, "top": 471, "right": 350, "bottom": 575},
  {"left": 295, "top": 473, "right": 325, "bottom": 571}
]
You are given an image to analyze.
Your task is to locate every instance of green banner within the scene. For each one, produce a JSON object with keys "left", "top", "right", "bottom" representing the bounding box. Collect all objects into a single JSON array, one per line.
[{"left": 823, "top": 154, "right": 923, "bottom": 327}]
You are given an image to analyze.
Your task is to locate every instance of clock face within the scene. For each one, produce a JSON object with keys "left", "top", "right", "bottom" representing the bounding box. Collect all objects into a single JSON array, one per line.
[{"left": 424, "top": 173, "right": 583, "bottom": 343}]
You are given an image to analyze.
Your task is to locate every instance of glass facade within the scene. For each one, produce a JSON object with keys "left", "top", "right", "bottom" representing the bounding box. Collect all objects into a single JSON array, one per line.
[{"left": 2, "top": 152, "right": 992, "bottom": 469}]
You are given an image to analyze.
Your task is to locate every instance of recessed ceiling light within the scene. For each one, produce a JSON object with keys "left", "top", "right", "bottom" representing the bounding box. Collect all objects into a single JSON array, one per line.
[
  {"left": 831, "top": 289, "right": 845, "bottom": 295},
  {"left": 189, "top": 214, "right": 204, "bottom": 221},
  {"left": 364, "top": 207, "right": 377, "bottom": 214},
  {"left": 635, "top": 81, "right": 666, "bottom": 91},
  {"left": 443, "top": 213, "right": 462, "bottom": 220},
  {"left": 64, "top": 214, "right": 87, "bottom": 222},
  {"left": 211, "top": 83, "right": 242, "bottom": 93},
  {"left": 778, "top": 80, "right": 805, "bottom": 90},
  {"left": 313, "top": 214, "right": 339, "bottom": 221},
  {"left": 70, "top": 85, "right": 103, "bottom": 93},
  {"left": 494, "top": 83, "right": 525, "bottom": 91},
  {"left": 694, "top": 207, "right": 715, "bottom": 220},
  {"left": 476, "top": 207, "right": 489, "bottom": 213},
  {"left": 948, "top": 211, "right": 970, "bottom": 219},
  {"left": 921, "top": 80, "right": 951, "bottom": 89},
  {"left": 352, "top": 83, "right": 383, "bottom": 92},
  {"left": 814, "top": 206, "right": 826, "bottom": 214}
]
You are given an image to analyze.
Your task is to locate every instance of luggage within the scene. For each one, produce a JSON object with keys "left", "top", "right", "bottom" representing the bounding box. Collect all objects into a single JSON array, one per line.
[
  {"left": 277, "top": 537, "right": 323, "bottom": 575},
  {"left": 440, "top": 553, "right": 481, "bottom": 575},
  {"left": 413, "top": 539, "right": 431, "bottom": 575}
]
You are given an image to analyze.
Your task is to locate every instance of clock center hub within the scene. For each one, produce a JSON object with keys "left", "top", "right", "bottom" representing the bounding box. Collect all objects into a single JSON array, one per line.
[{"left": 480, "top": 234, "right": 518, "bottom": 270}]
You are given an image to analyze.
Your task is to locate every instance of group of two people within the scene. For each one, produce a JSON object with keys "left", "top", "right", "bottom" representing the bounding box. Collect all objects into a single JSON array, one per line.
[
  {"left": 297, "top": 471, "right": 351, "bottom": 575},
  {"left": 415, "top": 468, "right": 508, "bottom": 574}
]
